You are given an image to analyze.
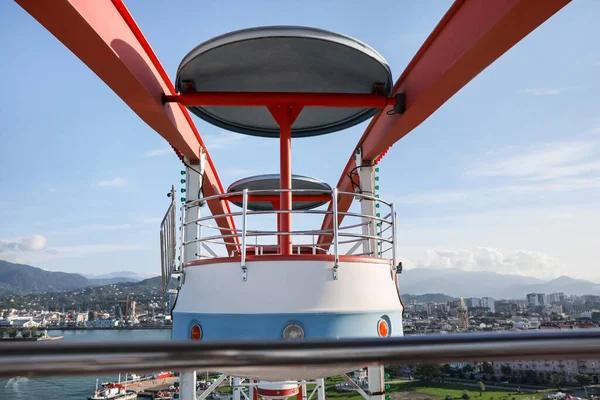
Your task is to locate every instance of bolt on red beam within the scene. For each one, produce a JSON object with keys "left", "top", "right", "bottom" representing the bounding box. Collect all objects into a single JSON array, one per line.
[{"left": 164, "top": 92, "right": 397, "bottom": 108}]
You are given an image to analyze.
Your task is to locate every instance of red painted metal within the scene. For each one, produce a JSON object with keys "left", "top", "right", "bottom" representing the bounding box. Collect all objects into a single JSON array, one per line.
[
  {"left": 296, "top": 382, "right": 303, "bottom": 400},
  {"left": 14, "top": 0, "right": 239, "bottom": 255},
  {"left": 165, "top": 92, "right": 396, "bottom": 108},
  {"left": 267, "top": 106, "right": 304, "bottom": 255},
  {"left": 279, "top": 111, "right": 293, "bottom": 255},
  {"left": 317, "top": 0, "right": 570, "bottom": 249},
  {"left": 183, "top": 254, "right": 392, "bottom": 268},
  {"left": 253, "top": 381, "right": 259, "bottom": 400},
  {"left": 227, "top": 194, "right": 331, "bottom": 203},
  {"left": 257, "top": 387, "right": 299, "bottom": 398}
]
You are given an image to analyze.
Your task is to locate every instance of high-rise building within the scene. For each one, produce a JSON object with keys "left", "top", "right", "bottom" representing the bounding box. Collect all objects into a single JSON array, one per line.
[
  {"left": 481, "top": 297, "right": 495, "bottom": 313},
  {"left": 465, "top": 298, "right": 481, "bottom": 308},
  {"left": 548, "top": 292, "right": 566, "bottom": 304},
  {"left": 457, "top": 297, "right": 469, "bottom": 330}
]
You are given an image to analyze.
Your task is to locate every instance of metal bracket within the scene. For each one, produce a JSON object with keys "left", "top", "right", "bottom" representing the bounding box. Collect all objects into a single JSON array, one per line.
[
  {"left": 393, "top": 92, "right": 406, "bottom": 114},
  {"left": 395, "top": 261, "right": 403, "bottom": 274},
  {"left": 242, "top": 267, "right": 247, "bottom": 282},
  {"left": 332, "top": 264, "right": 339, "bottom": 280}
]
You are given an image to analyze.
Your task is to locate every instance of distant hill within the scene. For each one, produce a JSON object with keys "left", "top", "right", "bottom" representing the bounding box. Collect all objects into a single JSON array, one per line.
[
  {"left": 399, "top": 268, "right": 600, "bottom": 299},
  {"left": 0, "top": 260, "right": 156, "bottom": 296},
  {"left": 402, "top": 293, "right": 457, "bottom": 303},
  {"left": 82, "top": 271, "right": 157, "bottom": 281}
]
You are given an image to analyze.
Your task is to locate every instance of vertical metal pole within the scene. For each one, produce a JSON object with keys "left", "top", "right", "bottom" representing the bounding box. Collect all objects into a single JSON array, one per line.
[
  {"left": 316, "top": 378, "right": 326, "bottom": 400},
  {"left": 180, "top": 203, "right": 186, "bottom": 269},
  {"left": 279, "top": 107, "right": 293, "bottom": 255},
  {"left": 332, "top": 188, "right": 339, "bottom": 280},
  {"left": 390, "top": 203, "right": 397, "bottom": 267},
  {"left": 233, "top": 377, "right": 241, "bottom": 400},
  {"left": 241, "top": 188, "right": 248, "bottom": 281},
  {"left": 368, "top": 366, "right": 385, "bottom": 400},
  {"left": 302, "top": 381, "right": 307, "bottom": 400}
]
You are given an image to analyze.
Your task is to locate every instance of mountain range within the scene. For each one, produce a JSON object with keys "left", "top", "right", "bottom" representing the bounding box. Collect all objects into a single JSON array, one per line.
[
  {"left": 1, "top": 260, "right": 599, "bottom": 300},
  {"left": 399, "top": 268, "right": 600, "bottom": 299},
  {"left": 0, "top": 260, "right": 156, "bottom": 296}
]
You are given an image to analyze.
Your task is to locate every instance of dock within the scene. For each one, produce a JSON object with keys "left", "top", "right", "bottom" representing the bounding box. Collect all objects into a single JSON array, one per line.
[{"left": 124, "top": 377, "right": 179, "bottom": 397}]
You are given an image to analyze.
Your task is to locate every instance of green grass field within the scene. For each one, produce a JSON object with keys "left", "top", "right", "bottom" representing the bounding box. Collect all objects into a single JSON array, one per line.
[
  {"left": 322, "top": 381, "right": 547, "bottom": 400},
  {"left": 399, "top": 382, "right": 543, "bottom": 400},
  {"left": 212, "top": 377, "right": 554, "bottom": 400}
]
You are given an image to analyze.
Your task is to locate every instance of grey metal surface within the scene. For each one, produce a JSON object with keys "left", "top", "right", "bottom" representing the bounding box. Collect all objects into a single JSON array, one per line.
[
  {"left": 227, "top": 174, "right": 332, "bottom": 211},
  {"left": 1, "top": 331, "right": 600, "bottom": 379},
  {"left": 176, "top": 26, "right": 392, "bottom": 137},
  {"left": 160, "top": 186, "right": 177, "bottom": 292}
]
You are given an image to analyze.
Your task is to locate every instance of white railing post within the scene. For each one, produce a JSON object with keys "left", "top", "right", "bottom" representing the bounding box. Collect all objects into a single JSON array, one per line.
[
  {"left": 332, "top": 188, "right": 339, "bottom": 280},
  {"left": 241, "top": 188, "right": 248, "bottom": 281},
  {"left": 391, "top": 203, "right": 397, "bottom": 268}
]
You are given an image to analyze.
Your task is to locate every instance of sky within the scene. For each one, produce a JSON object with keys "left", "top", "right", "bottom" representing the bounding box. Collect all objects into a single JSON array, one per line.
[{"left": 1, "top": 1, "right": 600, "bottom": 281}]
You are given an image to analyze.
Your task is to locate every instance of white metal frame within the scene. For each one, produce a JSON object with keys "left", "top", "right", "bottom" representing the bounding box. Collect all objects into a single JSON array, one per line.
[{"left": 181, "top": 188, "right": 398, "bottom": 281}]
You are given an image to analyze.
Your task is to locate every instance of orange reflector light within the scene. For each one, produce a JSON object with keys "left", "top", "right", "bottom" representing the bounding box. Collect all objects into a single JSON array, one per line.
[
  {"left": 377, "top": 319, "right": 389, "bottom": 337},
  {"left": 191, "top": 324, "right": 202, "bottom": 340}
]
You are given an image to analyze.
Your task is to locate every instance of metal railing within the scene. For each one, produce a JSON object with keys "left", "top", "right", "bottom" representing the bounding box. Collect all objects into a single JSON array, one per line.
[
  {"left": 2, "top": 331, "right": 600, "bottom": 378},
  {"left": 160, "top": 186, "right": 177, "bottom": 292},
  {"left": 182, "top": 189, "right": 397, "bottom": 271}
]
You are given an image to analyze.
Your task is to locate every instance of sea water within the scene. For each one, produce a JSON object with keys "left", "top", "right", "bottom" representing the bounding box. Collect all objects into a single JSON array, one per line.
[{"left": 0, "top": 329, "right": 171, "bottom": 400}]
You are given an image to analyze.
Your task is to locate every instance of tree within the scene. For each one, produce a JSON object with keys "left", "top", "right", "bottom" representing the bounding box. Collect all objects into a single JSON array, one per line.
[
  {"left": 414, "top": 364, "right": 442, "bottom": 385},
  {"left": 550, "top": 373, "right": 566, "bottom": 389},
  {"left": 481, "top": 362, "right": 495, "bottom": 376},
  {"left": 500, "top": 365, "right": 512, "bottom": 378},
  {"left": 8, "top": 328, "right": 18, "bottom": 338},
  {"left": 446, "top": 395, "right": 453, "bottom": 400},
  {"left": 0, "top": 327, "right": 6, "bottom": 339},
  {"left": 462, "top": 390, "right": 470, "bottom": 400},
  {"left": 575, "top": 374, "right": 592, "bottom": 387},
  {"left": 21, "top": 327, "right": 31, "bottom": 338},
  {"left": 478, "top": 381, "right": 485, "bottom": 396},
  {"left": 31, "top": 326, "right": 38, "bottom": 337},
  {"left": 441, "top": 364, "right": 452, "bottom": 375},
  {"left": 463, "top": 364, "right": 475, "bottom": 373}
]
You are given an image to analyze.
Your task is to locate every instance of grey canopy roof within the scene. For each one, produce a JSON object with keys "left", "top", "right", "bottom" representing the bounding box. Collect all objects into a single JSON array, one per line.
[{"left": 176, "top": 26, "right": 392, "bottom": 138}]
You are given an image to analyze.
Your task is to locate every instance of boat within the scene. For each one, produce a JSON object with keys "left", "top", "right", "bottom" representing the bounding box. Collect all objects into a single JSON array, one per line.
[
  {"left": 89, "top": 379, "right": 137, "bottom": 400},
  {"left": 152, "top": 372, "right": 173, "bottom": 380}
]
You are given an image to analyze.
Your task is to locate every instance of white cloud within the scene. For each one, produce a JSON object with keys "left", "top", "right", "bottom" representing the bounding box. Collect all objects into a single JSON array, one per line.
[
  {"left": 413, "top": 247, "right": 562, "bottom": 279},
  {"left": 93, "top": 177, "right": 127, "bottom": 188},
  {"left": 45, "top": 244, "right": 145, "bottom": 260},
  {"left": 0, "top": 234, "right": 47, "bottom": 253},
  {"left": 46, "top": 224, "right": 131, "bottom": 236},
  {"left": 467, "top": 134, "right": 600, "bottom": 181},
  {"left": 519, "top": 88, "right": 567, "bottom": 96},
  {"left": 203, "top": 131, "right": 244, "bottom": 150},
  {"left": 146, "top": 147, "right": 172, "bottom": 157}
]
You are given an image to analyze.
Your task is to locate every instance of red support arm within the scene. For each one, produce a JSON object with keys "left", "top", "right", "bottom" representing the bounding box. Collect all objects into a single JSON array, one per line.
[
  {"left": 318, "top": 0, "right": 570, "bottom": 248},
  {"left": 15, "top": 0, "right": 238, "bottom": 254}
]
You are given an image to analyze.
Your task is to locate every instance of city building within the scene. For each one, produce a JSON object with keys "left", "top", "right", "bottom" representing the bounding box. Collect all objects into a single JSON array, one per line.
[
  {"left": 465, "top": 298, "right": 481, "bottom": 308},
  {"left": 492, "top": 359, "right": 579, "bottom": 382},
  {"left": 86, "top": 319, "right": 119, "bottom": 328},
  {"left": 457, "top": 297, "right": 469, "bottom": 330},
  {"left": 481, "top": 297, "right": 495, "bottom": 313}
]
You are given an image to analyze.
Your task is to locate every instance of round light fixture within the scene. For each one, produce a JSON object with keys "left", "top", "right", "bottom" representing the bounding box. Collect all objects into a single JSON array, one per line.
[
  {"left": 191, "top": 324, "right": 202, "bottom": 340},
  {"left": 377, "top": 319, "right": 390, "bottom": 337},
  {"left": 282, "top": 324, "right": 304, "bottom": 340}
]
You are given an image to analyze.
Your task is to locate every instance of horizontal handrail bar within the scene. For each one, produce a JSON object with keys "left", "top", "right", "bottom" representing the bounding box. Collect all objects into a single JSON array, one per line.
[
  {"left": 184, "top": 189, "right": 391, "bottom": 209},
  {"left": 2, "top": 331, "right": 600, "bottom": 379},
  {"left": 164, "top": 92, "right": 397, "bottom": 108}
]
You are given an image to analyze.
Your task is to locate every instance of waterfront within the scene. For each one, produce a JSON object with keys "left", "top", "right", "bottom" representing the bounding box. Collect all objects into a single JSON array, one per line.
[{"left": 0, "top": 329, "right": 171, "bottom": 400}]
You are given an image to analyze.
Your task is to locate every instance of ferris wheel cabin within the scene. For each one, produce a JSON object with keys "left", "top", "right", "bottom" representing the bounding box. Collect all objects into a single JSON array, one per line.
[{"left": 160, "top": 25, "right": 404, "bottom": 392}]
